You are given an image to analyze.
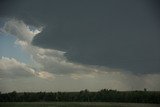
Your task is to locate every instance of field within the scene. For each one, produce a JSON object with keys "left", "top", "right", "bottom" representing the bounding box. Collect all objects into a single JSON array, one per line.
[{"left": 0, "top": 102, "right": 160, "bottom": 107}]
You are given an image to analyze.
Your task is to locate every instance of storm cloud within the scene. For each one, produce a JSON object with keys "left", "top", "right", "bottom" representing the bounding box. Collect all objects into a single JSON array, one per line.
[
  {"left": 0, "top": 0, "right": 160, "bottom": 92},
  {"left": 0, "top": 0, "right": 160, "bottom": 74}
]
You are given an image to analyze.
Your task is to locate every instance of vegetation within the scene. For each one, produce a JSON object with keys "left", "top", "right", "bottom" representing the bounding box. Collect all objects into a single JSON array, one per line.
[{"left": 0, "top": 89, "right": 160, "bottom": 103}]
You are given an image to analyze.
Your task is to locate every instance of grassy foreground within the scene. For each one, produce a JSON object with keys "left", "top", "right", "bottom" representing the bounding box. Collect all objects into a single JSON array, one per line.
[{"left": 0, "top": 102, "right": 160, "bottom": 107}]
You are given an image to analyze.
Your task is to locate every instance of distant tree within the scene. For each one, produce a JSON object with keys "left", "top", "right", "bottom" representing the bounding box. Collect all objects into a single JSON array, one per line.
[
  {"left": 0, "top": 89, "right": 160, "bottom": 103},
  {"left": 144, "top": 88, "right": 147, "bottom": 92}
]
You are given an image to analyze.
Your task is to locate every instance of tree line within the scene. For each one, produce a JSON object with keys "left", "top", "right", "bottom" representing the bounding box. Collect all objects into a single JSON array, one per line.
[{"left": 0, "top": 89, "right": 160, "bottom": 103}]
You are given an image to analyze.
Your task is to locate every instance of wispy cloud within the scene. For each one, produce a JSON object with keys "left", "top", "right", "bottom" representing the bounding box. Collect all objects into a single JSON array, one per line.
[{"left": 0, "top": 56, "right": 34, "bottom": 78}]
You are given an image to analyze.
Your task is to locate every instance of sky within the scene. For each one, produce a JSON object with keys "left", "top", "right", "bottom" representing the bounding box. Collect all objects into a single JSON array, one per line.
[{"left": 0, "top": 0, "right": 160, "bottom": 92}]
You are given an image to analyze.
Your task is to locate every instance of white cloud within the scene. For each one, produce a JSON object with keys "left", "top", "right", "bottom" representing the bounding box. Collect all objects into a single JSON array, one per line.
[
  {"left": 0, "top": 56, "right": 55, "bottom": 79},
  {"left": 34, "top": 71, "right": 55, "bottom": 79},
  {"left": 0, "top": 56, "right": 34, "bottom": 78},
  {"left": 3, "top": 19, "right": 42, "bottom": 43}
]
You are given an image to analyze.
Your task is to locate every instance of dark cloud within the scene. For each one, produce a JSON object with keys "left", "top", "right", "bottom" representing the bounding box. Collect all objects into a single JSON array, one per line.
[{"left": 1, "top": 0, "right": 160, "bottom": 74}]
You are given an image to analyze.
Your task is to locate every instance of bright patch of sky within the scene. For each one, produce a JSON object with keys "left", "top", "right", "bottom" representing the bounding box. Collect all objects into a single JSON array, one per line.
[{"left": 0, "top": 32, "right": 31, "bottom": 64}]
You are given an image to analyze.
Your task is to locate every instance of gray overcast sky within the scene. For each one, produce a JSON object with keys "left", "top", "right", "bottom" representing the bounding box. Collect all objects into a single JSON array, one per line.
[{"left": 0, "top": 0, "right": 160, "bottom": 92}]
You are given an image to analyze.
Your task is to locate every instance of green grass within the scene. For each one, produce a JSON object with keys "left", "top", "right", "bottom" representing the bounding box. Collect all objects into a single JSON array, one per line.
[{"left": 0, "top": 102, "right": 160, "bottom": 107}]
